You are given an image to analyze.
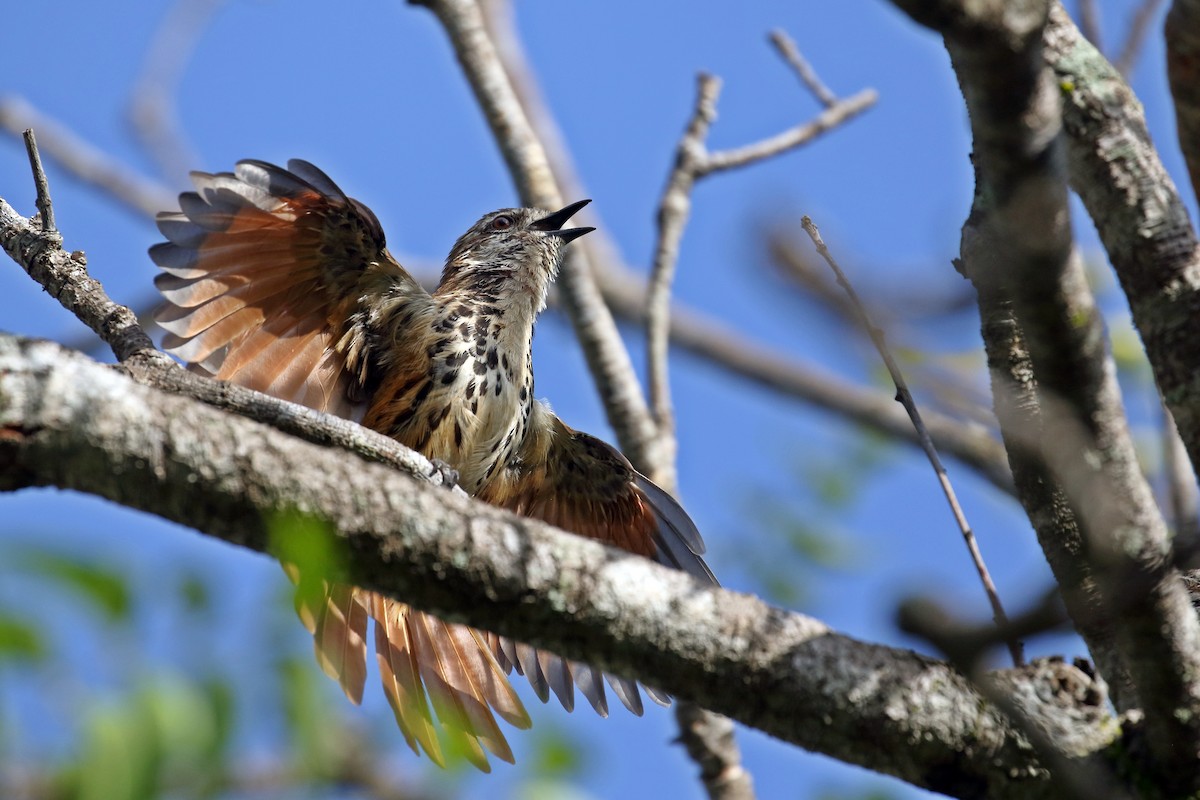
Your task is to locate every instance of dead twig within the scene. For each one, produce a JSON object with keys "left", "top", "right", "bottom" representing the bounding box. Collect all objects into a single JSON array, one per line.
[{"left": 801, "top": 215, "right": 1021, "bottom": 666}]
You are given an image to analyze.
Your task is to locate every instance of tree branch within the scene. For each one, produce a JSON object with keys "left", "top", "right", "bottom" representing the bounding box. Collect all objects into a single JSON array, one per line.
[
  {"left": 1045, "top": 4, "right": 1200, "bottom": 476},
  {"left": 800, "top": 215, "right": 1020, "bottom": 666},
  {"left": 888, "top": 0, "right": 1200, "bottom": 789},
  {"left": 0, "top": 335, "right": 1118, "bottom": 799},
  {"left": 1165, "top": 0, "right": 1200, "bottom": 208}
]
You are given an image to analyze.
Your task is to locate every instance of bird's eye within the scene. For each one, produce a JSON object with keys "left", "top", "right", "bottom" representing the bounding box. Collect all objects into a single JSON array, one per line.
[{"left": 491, "top": 215, "right": 513, "bottom": 231}]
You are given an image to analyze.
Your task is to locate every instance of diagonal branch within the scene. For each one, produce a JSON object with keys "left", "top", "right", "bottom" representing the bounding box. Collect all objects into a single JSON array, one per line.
[
  {"left": 800, "top": 216, "right": 1020, "bottom": 666},
  {"left": 1045, "top": 4, "right": 1200, "bottom": 476}
]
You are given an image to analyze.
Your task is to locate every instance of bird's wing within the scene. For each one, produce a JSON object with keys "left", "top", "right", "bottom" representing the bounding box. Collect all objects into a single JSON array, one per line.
[
  {"left": 478, "top": 401, "right": 717, "bottom": 716},
  {"left": 153, "top": 160, "right": 529, "bottom": 771},
  {"left": 151, "top": 158, "right": 428, "bottom": 417}
]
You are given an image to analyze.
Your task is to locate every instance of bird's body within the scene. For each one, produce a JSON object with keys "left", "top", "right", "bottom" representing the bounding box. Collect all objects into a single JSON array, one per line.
[{"left": 152, "top": 159, "right": 713, "bottom": 771}]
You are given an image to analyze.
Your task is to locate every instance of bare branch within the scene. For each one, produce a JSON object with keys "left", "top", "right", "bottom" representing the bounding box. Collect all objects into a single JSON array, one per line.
[
  {"left": 801, "top": 216, "right": 1020, "bottom": 666},
  {"left": 672, "top": 705, "right": 752, "bottom": 800},
  {"left": 21, "top": 130, "right": 55, "bottom": 235},
  {"left": 1113, "top": 0, "right": 1165, "bottom": 77},
  {"left": 646, "top": 39, "right": 875, "bottom": 488},
  {"left": 128, "top": 0, "right": 224, "bottom": 180},
  {"left": 0, "top": 97, "right": 178, "bottom": 218},
  {"left": 1166, "top": 0, "right": 1200, "bottom": 206},
  {"left": 0, "top": 335, "right": 1119, "bottom": 799},
  {"left": 646, "top": 73, "right": 720, "bottom": 469},
  {"left": 0, "top": 197, "right": 154, "bottom": 362},
  {"left": 887, "top": 0, "right": 1200, "bottom": 788},
  {"left": 699, "top": 90, "right": 876, "bottom": 176},
  {"left": 1045, "top": 5, "right": 1200, "bottom": 476},
  {"left": 768, "top": 29, "right": 839, "bottom": 109}
]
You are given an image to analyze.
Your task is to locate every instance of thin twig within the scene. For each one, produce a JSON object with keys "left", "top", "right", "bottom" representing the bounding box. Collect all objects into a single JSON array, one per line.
[
  {"left": 700, "top": 90, "right": 876, "bottom": 176},
  {"left": 0, "top": 97, "right": 178, "bottom": 218},
  {"left": 646, "top": 73, "right": 720, "bottom": 458},
  {"left": 768, "top": 29, "right": 838, "bottom": 108},
  {"left": 801, "top": 215, "right": 1021, "bottom": 666},
  {"left": 1114, "top": 0, "right": 1165, "bottom": 77},
  {"left": 22, "top": 130, "right": 55, "bottom": 235},
  {"left": 646, "top": 33, "right": 876, "bottom": 488}
]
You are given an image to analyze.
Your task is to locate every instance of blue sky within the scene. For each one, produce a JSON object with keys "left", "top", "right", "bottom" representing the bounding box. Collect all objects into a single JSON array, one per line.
[{"left": 1, "top": 1, "right": 1192, "bottom": 798}]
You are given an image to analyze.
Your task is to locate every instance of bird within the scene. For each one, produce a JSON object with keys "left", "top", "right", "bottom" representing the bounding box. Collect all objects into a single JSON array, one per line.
[{"left": 150, "top": 158, "right": 716, "bottom": 771}]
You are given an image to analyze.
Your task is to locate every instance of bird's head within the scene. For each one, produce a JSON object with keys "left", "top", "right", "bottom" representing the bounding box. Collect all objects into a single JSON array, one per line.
[{"left": 438, "top": 200, "right": 593, "bottom": 307}]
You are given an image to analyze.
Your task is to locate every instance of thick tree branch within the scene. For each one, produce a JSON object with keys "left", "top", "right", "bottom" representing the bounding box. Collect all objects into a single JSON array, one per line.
[
  {"left": 1045, "top": 5, "right": 1200, "bottom": 476},
  {"left": 887, "top": 0, "right": 1200, "bottom": 789},
  {"left": 0, "top": 336, "right": 1118, "bottom": 798},
  {"left": 1167, "top": 0, "right": 1200, "bottom": 206}
]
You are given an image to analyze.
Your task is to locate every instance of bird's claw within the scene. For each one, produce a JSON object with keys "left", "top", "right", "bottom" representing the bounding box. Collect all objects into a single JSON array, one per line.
[{"left": 428, "top": 458, "right": 460, "bottom": 489}]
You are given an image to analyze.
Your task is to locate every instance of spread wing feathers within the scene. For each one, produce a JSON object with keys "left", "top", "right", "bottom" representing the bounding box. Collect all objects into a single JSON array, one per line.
[
  {"left": 150, "top": 158, "right": 429, "bottom": 419},
  {"left": 479, "top": 402, "right": 717, "bottom": 716}
]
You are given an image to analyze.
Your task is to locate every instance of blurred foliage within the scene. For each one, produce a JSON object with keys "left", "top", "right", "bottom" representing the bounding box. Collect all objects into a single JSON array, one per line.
[
  {"left": 730, "top": 433, "right": 890, "bottom": 608},
  {"left": 0, "top": 535, "right": 448, "bottom": 800},
  {"left": 0, "top": 615, "right": 45, "bottom": 663},
  {"left": 12, "top": 548, "right": 131, "bottom": 623}
]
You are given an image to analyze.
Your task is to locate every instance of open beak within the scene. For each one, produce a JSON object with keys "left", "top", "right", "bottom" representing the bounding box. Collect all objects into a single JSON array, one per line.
[{"left": 531, "top": 199, "right": 595, "bottom": 243}]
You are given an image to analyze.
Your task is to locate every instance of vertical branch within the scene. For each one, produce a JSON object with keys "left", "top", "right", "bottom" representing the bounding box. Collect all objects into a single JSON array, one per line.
[
  {"left": 1166, "top": 0, "right": 1200, "bottom": 206},
  {"left": 22, "top": 130, "right": 56, "bottom": 235},
  {"left": 646, "top": 75, "right": 721, "bottom": 478}
]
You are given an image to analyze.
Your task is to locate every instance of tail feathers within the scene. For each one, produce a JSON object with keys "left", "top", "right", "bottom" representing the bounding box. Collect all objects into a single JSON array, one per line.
[
  {"left": 501, "top": 637, "right": 657, "bottom": 718},
  {"left": 286, "top": 566, "right": 663, "bottom": 769},
  {"left": 285, "top": 568, "right": 532, "bottom": 771}
]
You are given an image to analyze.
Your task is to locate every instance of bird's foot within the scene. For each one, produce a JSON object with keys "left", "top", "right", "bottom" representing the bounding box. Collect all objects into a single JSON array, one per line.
[{"left": 427, "top": 458, "right": 460, "bottom": 490}]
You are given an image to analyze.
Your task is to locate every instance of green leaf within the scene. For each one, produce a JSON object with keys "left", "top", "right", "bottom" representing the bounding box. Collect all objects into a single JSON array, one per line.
[
  {"left": 70, "top": 700, "right": 160, "bottom": 800},
  {"left": 178, "top": 573, "right": 212, "bottom": 615},
  {"left": 15, "top": 549, "right": 130, "bottom": 623},
  {"left": 528, "top": 723, "right": 588, "bottom": 779},
  {"left": 0, "top": 615, "right": 45, "bottom": 662},
  {"left": 279, "top": 656, "right": 343, "bottom": 777}
]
